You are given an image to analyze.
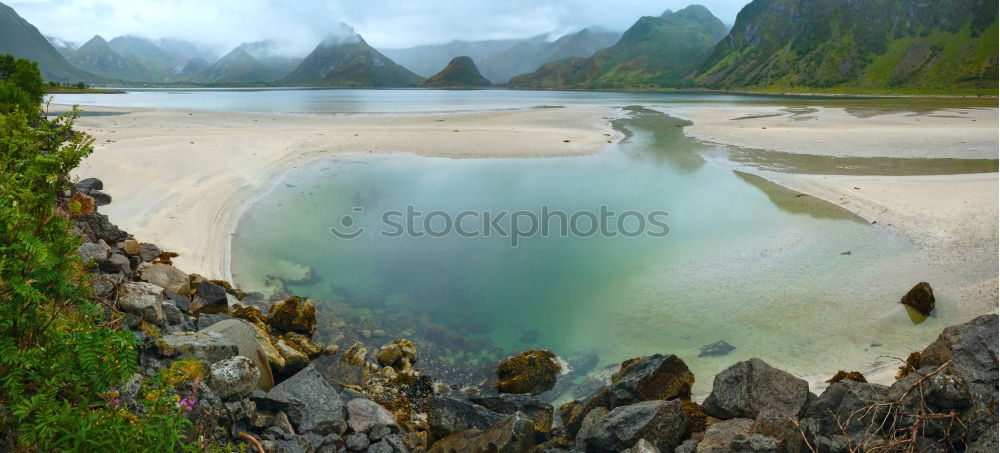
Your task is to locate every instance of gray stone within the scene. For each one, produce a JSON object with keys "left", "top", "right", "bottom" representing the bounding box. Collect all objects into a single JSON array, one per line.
[
  {"left": 77, "top": 242, "right": 110, "bottom": 264},
  {"left": 427, "top": 395, "right": 503, "bottom": 440},
  {"left": 196, "top": 313, "right": 234, "bottom": 331},
  {"left": 162, "top": 302, "right": 185, "bottom": 325},
  {"left": 702, "top": 358, "right": 811, "bottom": 420},
  {"left": 75, "top": 177, "right": 103, "bottom": 193},
  {"left": 118, "top": 282, "right": 165, "bottom": 324},
  {"left": 346, "top": 398, "right": 398, "bottom": 433},
  {"left": 576, "top": 400, "right": 690, "bottom": 453},
  {"left": 209, "top": 355, "right": 260, "bottom": 400},
  {"left": 428, "top": 412, "right": 535, "bottom": 453},
  {"left": 369, "top": 440, "right": 394, "bottom": 453},
  {"left": 369, "top": 424, "right": 392, "bottom": 441},
  {"left": 624, "top": 439, "right": 661, "bottom": 453},
  {"left": 470, "top": 393, "right": 554, "bottom": 434},
  {"left": 140, "top": 263, "right": 190, "bottom": 295},
  {"left": 674, "top": 439, "right": 698, "bottom": 453},
  {"left": 800, "top": 379, "right": 888, "bottom": 440},
  {"left": 152, "top": 331, "right": 238, "bottom": 363},
  {"left": 137, "top": 243, "right": 161, "bottom": 262},
  {"left": 102, "top": 252, "right": 131, "bottom": 275},
  {"left": 345, "top": 432, "right": 369, "bottom": 451},
  {"left": 609, "top": 354, "right": 694, "bottom": 407},
  {"left": 201, "top": 318, "right": 276, "bottom": 390},
  {"left": 698, "top": 341, "right": 736, "bottom": 358},
  {"left": 696, "top": 418, "right": 782, "bottom": 453},
  {"left": 190, "top": 279, "right": 229, "bottom": 315},
  {"left": 75, "top": 213, "right": 128, "bottom": 244},
  {"left": 89, "top": 190, "right": 112, "bottom": 206},
  {"left": 250, "top": 364, "right": 345, "bottom": 436}
]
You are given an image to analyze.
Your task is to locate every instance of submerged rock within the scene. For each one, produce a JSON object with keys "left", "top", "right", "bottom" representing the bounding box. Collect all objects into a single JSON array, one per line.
[
  {"left": 496, "top": 350, "right": 561, "bottom": 395},
  {"left": 378, "top": 339, "right": 417, "bottom": 369},
  {"left": 900, "top": 281, "right": 935, "bottom": 315},
  {"left": 702, "top": 358, "right": 810, "bottom": 420},
  {"left": 698, "top": 340, "right": 736, "bottom": 358}
]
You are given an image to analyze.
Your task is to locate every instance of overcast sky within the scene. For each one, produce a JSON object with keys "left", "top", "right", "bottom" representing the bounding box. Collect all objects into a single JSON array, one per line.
[{"left": 9, "top": 0, "right": 750, "bottom": 56}]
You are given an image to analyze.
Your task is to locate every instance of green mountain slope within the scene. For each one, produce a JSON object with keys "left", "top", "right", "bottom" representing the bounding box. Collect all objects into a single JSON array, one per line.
[
  {"left": 192, "top": 45, "right": 295, "bottom": 84},
  {"left": 423, "top": 56, "right": 492, "bottom": 88},
  {"left": 68, "top": 35, "right": 154, "bottom": 82},
  {"left": 510, "top": 5, "right": 727, "bottom": 89},
  {"left": 695, "top": 0, "right": 999, "bottom": 93},
  {"left": 283, "top": 34, "right": 424, "bottom": 87},
  {"left": 0, "top": 2, "right": 97, "bottom": 82},
  {"left": 477, "top": 28, "right": 621, "bottom": 84}
]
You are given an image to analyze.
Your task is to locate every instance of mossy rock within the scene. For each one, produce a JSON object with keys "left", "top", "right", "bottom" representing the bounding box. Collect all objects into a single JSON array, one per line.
[
  {"left": 496, "top": 349, "right": 561, "bottom": 395},
  {"left": 267, "top": 296, "right": 317, "bottom": 335}
]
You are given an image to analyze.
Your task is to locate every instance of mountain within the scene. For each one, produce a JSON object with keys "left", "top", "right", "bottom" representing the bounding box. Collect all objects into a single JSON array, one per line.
[
  {"left": 109, "top": 35, "right": 178, "bottom": 75},
  {"left": 0, "top": 2, "right": 97, "bottom": 81},
  {"left": 423, "top": 56, "right": 492, "bottom": 88},
  {"left": 694, "top": 0, "right": 999, "bottom": 92},
  {"left": 380, "top": 39, "right": 525, "bottom": 78},
  {"left": 165, "top": 57, "right": 210, "bottom": 82},
  {"left": 510, "top": 5, "right": 727, "bottom": 89},
  {"left": 477, "top": 28, "right": 621, "bottom": 84},
  {"left": 68, "top": 35, "right": 154, "bottom": 82},
  {"left": 192, "top": 45, "right": 295, "bottom": 84},
  {"left": 282, "top": 30, "right": 424, "bottom": 87},
  {"left": 46, "top": 36, "right": 76, "bottom": 57}
]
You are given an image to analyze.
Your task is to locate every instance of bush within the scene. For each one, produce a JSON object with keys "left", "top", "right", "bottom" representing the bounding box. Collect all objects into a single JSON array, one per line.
[{"left": 0, "top": 55, "right": 199, "bottom": 451}]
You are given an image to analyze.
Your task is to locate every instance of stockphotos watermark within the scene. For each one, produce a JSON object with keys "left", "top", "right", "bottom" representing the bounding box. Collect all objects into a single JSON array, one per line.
[{"left": 330, "top": 205, "right": 670, "bottom": 247}]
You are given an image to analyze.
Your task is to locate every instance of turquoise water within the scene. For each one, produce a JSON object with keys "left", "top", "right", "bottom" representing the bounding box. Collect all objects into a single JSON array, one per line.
[{"left": 229, "top": 107, "right": 971, "bottom": 397}]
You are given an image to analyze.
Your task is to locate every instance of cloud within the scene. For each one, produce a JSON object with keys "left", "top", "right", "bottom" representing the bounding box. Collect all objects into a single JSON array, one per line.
[{"left": 8, "top": 0, "right": 749, "bottom": 56}]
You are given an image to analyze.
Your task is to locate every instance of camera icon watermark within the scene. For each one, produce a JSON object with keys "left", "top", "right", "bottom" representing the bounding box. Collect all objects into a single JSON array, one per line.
[{"left": 330, "top": 205, "right": 670, "bottom": 247}]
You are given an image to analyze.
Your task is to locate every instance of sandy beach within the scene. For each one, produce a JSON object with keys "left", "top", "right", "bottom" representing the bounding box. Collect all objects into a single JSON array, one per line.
[{"left": 68, "top": 105, "right": 623, "bottom": 280}]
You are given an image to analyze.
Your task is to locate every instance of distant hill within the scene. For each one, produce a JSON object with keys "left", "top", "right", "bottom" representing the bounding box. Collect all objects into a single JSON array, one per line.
[
  {"left": 511, "top": 5, "right": 727, "bottom": 89},
  {"left": 192, "top": 45, "right": 297, "bottom": 84},
  {"left": 380, "top": 39, "right": 525, "bottom": 78},
  {"left": 283, "top": 30, "right": 424, "bottom": 87},
  {"left": 694, "top": 0, "right": 999, "bottom": 93},
  {"left": 477, "top": 28, "right": 621, "bottom": 84},
  {"left": 0, "top": 2, "right": 97, "bottom": 82},
  {"left": 68, "top": 35, "right": 154, "bottom": 82},
  {"left": 423, "top": 56, "right": 492, "bottom": 88},
  {"left": 46, "top": 36, "right": 76, "bottom": 57},
  {"left": 109, "top": 35, "right": 179, "bottom": 75}
]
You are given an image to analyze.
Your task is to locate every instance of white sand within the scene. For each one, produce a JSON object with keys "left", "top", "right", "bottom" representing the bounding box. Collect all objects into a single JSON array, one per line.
[{"left": 69, "top": 105, "right": 622, "bottom": 280}]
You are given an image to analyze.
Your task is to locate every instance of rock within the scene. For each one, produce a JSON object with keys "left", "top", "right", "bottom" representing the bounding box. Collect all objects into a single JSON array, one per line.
[
  {"left": 900, "top": 282, "right": 935, "bottom": 315},
  {"left": 609, "top": 354, "right": 694, "bottom": 407},
  {"left": 624, "top": 439, "right": 661, "bottom": 453},
  {"left": 346, "top": 398, "right": 399, "bottom": 434},
  {"left": 201, "top": 319, "right": 277, "bottom": 390},
  {"left": 378, "top": 339, "right": 417, "bottom": 368},
  {"left": 558, "top": 387, "right": 611, "bottom": 437},
  {"left": 675, "top": 439, "right": 698, "bottom": 453},
  {"left": 696, "top": 418, "right": 781, "bottom": 453},
  {"left": 77, "top": 241, "right": 110, "bottom": 264},
  {"left": 139, "top": 263, "right": 191, "bottom": 296},
  {"left": 496, "top": 350, "right": 561, "bottom": 395},
  {"left": 137, "top": 243, "right": 162, "bottom": 263},
  {"left": 118, "top": 282, "right": 166, "bottom": 324},
  {"left": 280, "top": 331, "right": 324, "bottom": 359},
  {"left": 343, "top": 341, "right": 367, "bottom": 366},
  {"left": 275, "top": 337, "right": 311, "bottom": 378},
  {"left": 164, "top": 290, "right": 191, "bottom": 312},
  {"left": 267, "top": 296, "right": 317, "bottom": 335},
  {"left": 698, "top": 341, "right": 736, "bottom": 358},
  {"left": 345, "top": 432, "right": 370, "bottom": 451},
  {"left": 250, "top": 364, "right": 345, "bottom": 436},
  {"left": 573, "top": 407, "right": 608, "bottom": 450},
  {"left": 121, "top": 238, "right": 140, "bottom": 256},
  {"left": 190, "top": 279, "right": 229, "bottom": 315},
  {"left": 101, "top": 253, "right": 131, "bottom": 275},
  {"left": 209, "top": 356, "right": 260, "bottom": 400},
  {"left": 576, "top": 400, "right": 690, "bottom": 453},
  {"left": 427, "top": 395, "right": 503, "bottom": 440},
  {"left": 470, "top": 393, "right": 553, "bottom": 435},
  {"left": 428, "top": 412, "right": 536, "bottom": 453},
  {"left": 74, "top": 177, "right": 103, "bottom": 193},
  {"left": 88, "top": 190, "right": 112, "bottom": 206},
  {"left": 152, "top": 332, "right": 238, "bottom": 363},
  {"left": 799, "top": 379, "right": 888, "bottom": 447},
  {"left": 75, "top": 213, "right": 128, "bottom": 244},
  {"left": 162, "top": 302, "right": 185, "bottom": 326},
  {"left": 702, "top": 358, "right": 811, "bottom": 420},
  {"left": 196, "top": 313, "right": 234, "bottom": 331}
]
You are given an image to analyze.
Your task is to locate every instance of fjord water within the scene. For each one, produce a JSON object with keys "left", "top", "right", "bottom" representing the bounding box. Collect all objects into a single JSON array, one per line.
[{"left": 223, "top": 101, "right": 966, "bottom": 396}]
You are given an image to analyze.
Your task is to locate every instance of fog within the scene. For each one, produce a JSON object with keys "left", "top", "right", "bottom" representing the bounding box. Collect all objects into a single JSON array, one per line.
[{"left": 10, "top": 0, "right": 750, "bottom": 57}]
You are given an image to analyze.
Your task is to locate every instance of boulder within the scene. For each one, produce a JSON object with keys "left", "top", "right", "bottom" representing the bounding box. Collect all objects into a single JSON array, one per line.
[
  {"left": 345, "top": 432, "right": 370, "bottom": 450},
  {"left": 89, "top": 190, "right": 112, "bottom": 206},
  {"left": 624, "top": 439, "right": 661, "bottom": 453},
  {"left": 201, "top": 319, "right": 277, "bottom": 390},
  {"left": 576, "top": 400, "right": 690, "bottom": 453},
  {"left": 427, "top": 395, "right": 503, "bottom": 440},
  {"left": 152, "top": 332, "right": 238, "bottom": 363},
  {"left": 209, "top": 355, "right": 260, "bottom": 400},
  {"left": 75, "top": 213, "right": 128, "bottom": 244},
  {"left": 77, "top": 241, "right": 110, "bottom": 264},
  {"left": 161, "top": 302, "right": 187, "bottom": 327},
  {"left": 196, "top": 313, "right": 234, "bottom": 331},
  {"left": 74, "top": 177, "right": 103, "bottom": 193},
  {"left": 496, "top": 350, "right": 561, "bottom": 395},
  {"left": 121, "top": 239, "right": 140, "bottom": 256},
  {"left": 102, "top": 253, "right": 131, "bottom": 275},
  {"left": 702, "top": 358, "right": 811, "bottom": 420},
  {"left": 190, "top": 279, "right": 229, "bottom": 315},
  {"left": 268, "top": 296, "right": 317, "bottom": 334},
  {"left": 137, "top": 243, "right": 162, "bottom": 263},
  {"left": 675, "top": 439, "right": 698, "bottom": 453},
  {"left": 900, "top": 282, "right": 935, "bottom": 315},
  {"left": 346, "top": 398, "right": 399, "bottom": 434},
  {"left": 378, "top": 339, "right": 417, "bottom": 368},
  {"left": 696, "top": 419, "right": 781, "bottom": 453},
  {"left": 799, "top": 379, "right": 888, "bottom": 442},
  {"left": 609, "top": 354, "right": 694, "bottom": 406},
  {"left": 139, "top": 263, "right": 191, "bottom": 296},
  {"left": 118, "top": 282, "right": 165, "bottom": 325},
  {"left": 470, "top": 393, "right": 553, "bottom": 435},
  {"left": 559, "top": 387, "right": 610, "bottom": 437},
  {"left": 250, "top": 364, "right": 345, "bottom": 436},
  {"left": 275, "top": 337, "right": 311, "bottom": 378},
  {"left": 428, "top": 412, "right": 536, "bottom": 453}
]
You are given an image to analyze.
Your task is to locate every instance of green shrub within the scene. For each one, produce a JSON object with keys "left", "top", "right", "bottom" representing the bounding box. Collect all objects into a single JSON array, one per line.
[{"left": 0, "top": 54, "right": 45, "bottom": 115}]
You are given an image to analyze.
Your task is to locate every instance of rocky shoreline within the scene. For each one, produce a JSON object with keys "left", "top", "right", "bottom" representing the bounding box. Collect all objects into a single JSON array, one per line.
[{"left": 70, "top": 177, "right": 998, "bottom": 453}]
